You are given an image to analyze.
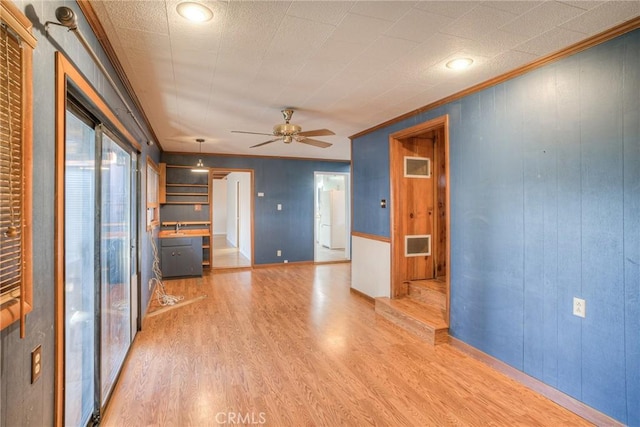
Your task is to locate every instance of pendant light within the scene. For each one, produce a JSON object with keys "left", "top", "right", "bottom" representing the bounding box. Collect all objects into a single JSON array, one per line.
[{"left": 191, "top": 139, "right": 209, "bottom": 173}]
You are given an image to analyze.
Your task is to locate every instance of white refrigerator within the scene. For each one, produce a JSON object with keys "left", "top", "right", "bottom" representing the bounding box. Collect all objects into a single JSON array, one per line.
[{"left": 319, "top": 189, "right": 346, "bottom": 249}]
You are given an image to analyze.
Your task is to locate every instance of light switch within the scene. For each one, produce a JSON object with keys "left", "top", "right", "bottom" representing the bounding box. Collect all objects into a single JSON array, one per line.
[{"left": 277, "top": 204, "right": 282, "bottom": 210}]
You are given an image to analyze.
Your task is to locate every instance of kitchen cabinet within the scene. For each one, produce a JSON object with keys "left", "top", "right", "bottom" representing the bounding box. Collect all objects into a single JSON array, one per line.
[{"left": 160, "top": 237, "right": 203, "bottom": 278}]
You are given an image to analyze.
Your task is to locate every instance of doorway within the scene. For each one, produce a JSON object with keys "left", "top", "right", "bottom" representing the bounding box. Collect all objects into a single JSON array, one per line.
[
  {"left": 390, "top": 115, "right": 450, "bottom": 322},
  {"left": 314, "top": 172, "right": 351, "bottom": 263},
  {"left": 211, "top": 170, "right": 253, "bottom": 268}
]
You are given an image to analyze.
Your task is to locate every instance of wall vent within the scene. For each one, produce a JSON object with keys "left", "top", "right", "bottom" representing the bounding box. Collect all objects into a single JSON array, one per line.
[
  {"left": 405, "top": 235, "right": 431, "bottom": 257},
  {"left": 404, "top": 156, "right": 431, "bottom": 178}
]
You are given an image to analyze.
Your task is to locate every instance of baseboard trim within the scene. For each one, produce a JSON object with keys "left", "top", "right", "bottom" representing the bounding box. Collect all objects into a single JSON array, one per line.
[
  {"left": 253, "top": 260, "right": 315, "bottom": 269},
  {"left": 449, "top": 337, "right": 624, "bottom": 427},
  {"left": 349, "top": 287, "right": 375, "bottom": 304}
]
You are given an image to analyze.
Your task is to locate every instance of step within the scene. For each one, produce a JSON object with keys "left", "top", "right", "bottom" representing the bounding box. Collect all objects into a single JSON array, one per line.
[
  {"left": 407, "top": 279, "right": 446, "bottom": 309},
  {"left": 375, "top": 297, "right": 449, "bottom": 345}
]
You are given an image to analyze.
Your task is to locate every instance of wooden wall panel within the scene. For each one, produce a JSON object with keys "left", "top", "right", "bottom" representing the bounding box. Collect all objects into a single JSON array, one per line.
[
  {"left": 351, "top": 26, "right": 640, "bottom": 425},
  {"left": 579, "top": 38, "right": 627, "bottom": 421},
  {"left": 352, "top": 133, "right": 391, "bottom": 238},
  {"left": 554, "top": 55, "right": 584, "bottom": 399},
  {"left": 160, "top": 153, "right": 349, "bottom": 265},
  {"left": 622, "top": 30, "right": 640, "bottom": 425}
]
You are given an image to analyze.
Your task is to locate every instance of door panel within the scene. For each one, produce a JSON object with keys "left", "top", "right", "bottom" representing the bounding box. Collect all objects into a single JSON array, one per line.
[
  {"left": 63, "top": 111, "right": 134, "bottom": 425},
  {"left": 64, "top": 110, "right": 97, "bottom": 427},
  {"left": 99, "top": 131, "right": 132, "bottom": 405},
  {"left": 403, "top": 136, "right": 435, "bottom": 280}
]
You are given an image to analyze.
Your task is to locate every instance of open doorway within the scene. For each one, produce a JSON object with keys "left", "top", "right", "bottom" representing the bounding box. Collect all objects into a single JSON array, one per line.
[
  {"left": 389, "top": 115, "right": 449, "bottom": 324},
  {"left": 314, "top": 172, "right": 351, "bottom": 263},
  {"left": 211, "top": 170, "right": 253, "bottom": 268}
]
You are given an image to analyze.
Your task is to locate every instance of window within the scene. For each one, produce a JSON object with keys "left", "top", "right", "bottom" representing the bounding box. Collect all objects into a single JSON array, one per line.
[
  {"left": 1, "top": 1, "right": 36, "bottom": 336},
  {"left": 146, "top": 157, "right": 160, "bottom": 230},
  {"left": 404, "top": 156, "right": 431, "bottom": 178}
]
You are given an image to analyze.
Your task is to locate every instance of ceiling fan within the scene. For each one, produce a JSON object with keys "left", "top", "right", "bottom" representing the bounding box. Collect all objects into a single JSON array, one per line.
[{"left": 232, "top": 109, "right": 334, "bottom": 148}]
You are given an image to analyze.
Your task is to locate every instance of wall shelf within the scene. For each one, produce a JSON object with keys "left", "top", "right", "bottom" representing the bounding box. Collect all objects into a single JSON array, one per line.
[{"left": 159, "top": 163, "right": 212, "bottom": 267}]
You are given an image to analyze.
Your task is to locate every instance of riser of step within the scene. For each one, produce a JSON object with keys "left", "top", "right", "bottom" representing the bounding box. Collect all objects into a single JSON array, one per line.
[
  {"left": 375, "top": 298, "right": 449, "bottom": 345},
  {"left": 407, "top": 283, "right": 446, "bottom": 309}
]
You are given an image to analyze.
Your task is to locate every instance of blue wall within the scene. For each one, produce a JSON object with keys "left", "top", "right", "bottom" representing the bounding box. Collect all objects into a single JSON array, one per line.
[
  {"left": 352, "top": 30, "right": 640, "bottom": 424},
  {"left": 161, "top": 154, "right": 349, "bottom": 264},
  {"left": 1, "top": 2, "right": 159, "bottom": 425}
]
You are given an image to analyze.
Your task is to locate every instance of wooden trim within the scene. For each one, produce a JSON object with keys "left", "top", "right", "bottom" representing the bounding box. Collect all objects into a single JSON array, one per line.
[
  {"left": 351, "top": 17, "right": 640, "bottom": 140},
  {"left": 146, "top": 157, "right": 160, "bottom": 230},
  {"left": 349, "top": 287, "right": 375, "bottom": 304},
  {"left": 163, "top": 150, "right": 351, "bottom": 164},
  {"left": 158, "top": 162, "right": 166, "bottom": 204},
  {"left": 75, "top": 0, "right": 161, "bottom": 150},
  {"left": 351, "top": 231, "right": 391, "bottom": 243},
  {"left": 449, "top": 337, "right": 624, "bottom": 427},
  {"left": 56, "top": 53, "right": 140, "bottom": 150},
  {"left": 0, "top": 0, "right": 37, "bottom": 48},
  {"left": 208, "top": 168, "right": 255, "bottom": 269},
  {"left": 54, "top": 51, "right": 144, "bottom": 427},
  {"left": 0, "top": 1, "right": 35, "bottom": 335},
  {"left": 252, "top": 261, "right": 315, "bottom": 269},
  {"left": 54, "top": 49, "right": 66, "bottom": 427},
  {"left": 389, "top": 116, "right": 450, "bottom": 306},
  {"left": 315, "top": 260, "right": 351, "bottom": 266}
]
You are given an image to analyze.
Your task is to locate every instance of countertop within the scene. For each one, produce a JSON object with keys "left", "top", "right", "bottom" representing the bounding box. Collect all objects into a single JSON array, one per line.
[{"left": 159, "top": 228, "right": 210, "bottom": 238}]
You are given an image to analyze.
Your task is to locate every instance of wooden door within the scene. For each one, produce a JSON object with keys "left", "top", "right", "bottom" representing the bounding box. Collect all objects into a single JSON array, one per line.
[{"left": 402, "top": 136, "right": 435, "bottom": 281}]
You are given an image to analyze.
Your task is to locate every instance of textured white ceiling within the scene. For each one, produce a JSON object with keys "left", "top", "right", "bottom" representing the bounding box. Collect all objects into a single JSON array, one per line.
[{"left": 89, "top": 0, "right": 640, "bottom": 160}]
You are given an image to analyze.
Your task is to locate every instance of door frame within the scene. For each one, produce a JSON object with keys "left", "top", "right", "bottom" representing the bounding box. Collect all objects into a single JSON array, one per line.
[
  {"left": 54, "top": 52, "right": 141, "bottom": 426},
  {"left": 209, "top": 168, "right": 255, "bottom": 268},
  {"left": 313, "top": 171, "right": 351, "bottom": 263},
  {"left": 389, "top": 115, "right": 450, "bottom": 323}
]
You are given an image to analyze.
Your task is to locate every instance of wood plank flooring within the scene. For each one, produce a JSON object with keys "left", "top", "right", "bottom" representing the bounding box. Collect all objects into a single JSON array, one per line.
[{"left": 103, "top": 264, "right": 590, "bottom": 426}]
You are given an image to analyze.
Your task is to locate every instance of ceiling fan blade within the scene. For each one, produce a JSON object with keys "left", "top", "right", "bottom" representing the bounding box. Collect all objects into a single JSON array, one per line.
[
  {"left": 250, "top": 137, "right": 281, "bottom": 148},
  {"left": 297, "top": 128, "right": 335, "bottom": 137},
  {"left": 232, "top": 130, "right": 275, "bottom": 136},
  {"left": 298, "top": 138, "right": 332, "bottom": 148}
]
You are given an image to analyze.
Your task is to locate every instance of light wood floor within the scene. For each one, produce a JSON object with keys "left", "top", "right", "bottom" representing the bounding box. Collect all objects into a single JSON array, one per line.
[
  {"left": 103, "top": 264, "right": 590, "bottom": 426},
  {"left": 212, "top": 235, "right": 251, "bottom": 268},
  {"left": 315, "top": 242, "right": 348, "bottom": 263}
]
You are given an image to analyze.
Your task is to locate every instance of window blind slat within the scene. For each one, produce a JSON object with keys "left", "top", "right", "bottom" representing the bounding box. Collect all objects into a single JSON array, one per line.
[{"left": 0, "top": 23, "right": 24, "bottom": 308}]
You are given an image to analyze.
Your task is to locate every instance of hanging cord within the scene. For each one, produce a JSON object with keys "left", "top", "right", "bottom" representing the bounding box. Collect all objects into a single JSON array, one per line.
[{"left": 149, "top": 235, "right": 183, "bottom": 306}]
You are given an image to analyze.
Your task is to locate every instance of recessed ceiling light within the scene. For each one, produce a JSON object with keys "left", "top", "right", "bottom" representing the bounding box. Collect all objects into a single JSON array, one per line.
[
  {"left": 177, "top": 2, "right": 213, "bottom": 22},
  {"left": 446, "top": 58, "right": 473, "bottom": 70}
]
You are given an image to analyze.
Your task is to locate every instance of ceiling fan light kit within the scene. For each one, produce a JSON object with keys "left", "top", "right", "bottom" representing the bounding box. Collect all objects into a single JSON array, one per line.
[{"left": 232, "top": 109, "right": 335, "bottom": 149}]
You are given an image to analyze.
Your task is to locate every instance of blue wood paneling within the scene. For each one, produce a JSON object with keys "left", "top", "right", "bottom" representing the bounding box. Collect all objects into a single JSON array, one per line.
[
  {"left": 351, "top": 132, "right": 391, "bottom": 237},
  {"left": 555, "top": 55, "right": 584, "bottom": 399},
  {"left": 623, "top": 30, "right": 640, "bottom": 425},
  {"left": 2, "top": 2, "right": 161, "bottom": 426},
  {"left": 351, "top": 28, "right": 640, "bottom": 424},
  {"left": 161, "top": 154, "right": 349, "bottom": 264}
]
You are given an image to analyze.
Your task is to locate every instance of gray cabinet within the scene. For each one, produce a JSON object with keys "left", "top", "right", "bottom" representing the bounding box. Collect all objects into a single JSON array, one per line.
[{"left": 160, "top": 237, "right": 203, "bottom": 278}]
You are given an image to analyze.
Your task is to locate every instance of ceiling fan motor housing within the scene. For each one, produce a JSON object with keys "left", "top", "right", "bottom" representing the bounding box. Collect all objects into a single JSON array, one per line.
[{"left": 273, "top": 123, "right": 302, "bottom": 143}]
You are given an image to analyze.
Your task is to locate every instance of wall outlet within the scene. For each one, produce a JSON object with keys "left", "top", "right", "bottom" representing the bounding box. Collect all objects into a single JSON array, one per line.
[
  {"left": 284, "top": 260, "right": 288, "bottom": 263},
  {"left": 31, "top": 345, "right": 42, "bottom": 384},
  {"left": 258, "top": 192, "right": 264, "bottom": 197},
  {"left": 276, "top": 250, "right": 281, "bottom": 257},
  {"left": 573, "top": 297, "right": 586, "bottom": 318}
]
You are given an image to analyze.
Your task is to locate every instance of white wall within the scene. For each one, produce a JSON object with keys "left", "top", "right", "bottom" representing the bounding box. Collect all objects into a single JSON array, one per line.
[
  {"left": 351, "top": 235, "right": 390, "bottom": 298},
  {"left": 212, "top": 179, "right": 227, "bottom": 235},
  {"left": 226, "top": 177, "right": 238, "bottom": 247},
  {"left": 225, "top": 172, "right": 251, "bottom": 261}
]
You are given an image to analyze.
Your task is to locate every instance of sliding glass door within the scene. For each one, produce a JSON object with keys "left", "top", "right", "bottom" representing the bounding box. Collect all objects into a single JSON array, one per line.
[
  {"left": 64, "top": 109, "right": 97, "bottom": 427},
  {"left": 64, "top": 107, "right": 135, "bottom": 425},
  {"left": 99, "top": 129, "right": 132, "bottom": 404}
]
